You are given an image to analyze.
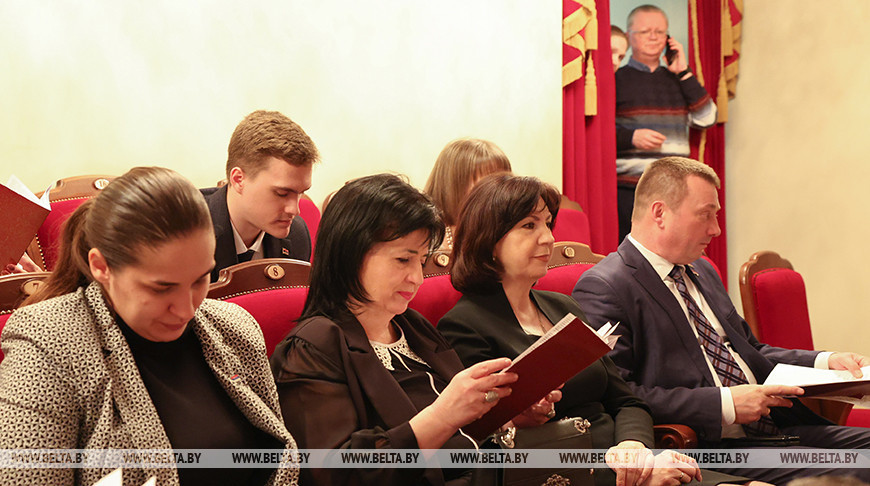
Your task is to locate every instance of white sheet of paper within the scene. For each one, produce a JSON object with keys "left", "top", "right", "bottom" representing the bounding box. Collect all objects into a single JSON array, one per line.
[
  {"left": 4, "top": 174, "right": 51, "bottom": 210},
  {"left": 596, "top": 321, "right": 620, "bottom": 349},
  {"left": 764, "top": 363, "right": 870, "bottom": 407},
  {"left": 764, "top": 363, "right": 870, "bottom": 387},
  {"left": 93, "top": 468, "right": 122, "bottom": 486}
]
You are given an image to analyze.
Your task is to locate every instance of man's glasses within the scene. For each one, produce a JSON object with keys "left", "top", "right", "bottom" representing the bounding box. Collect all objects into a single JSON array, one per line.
[{"left": 629, "top": 29, "right": 667, "bottom": 38}]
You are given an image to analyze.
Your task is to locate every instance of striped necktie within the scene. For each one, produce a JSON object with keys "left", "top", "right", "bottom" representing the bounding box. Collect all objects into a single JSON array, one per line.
[{"left": 669, "top": 265, "right": 779, "bottom": 436}]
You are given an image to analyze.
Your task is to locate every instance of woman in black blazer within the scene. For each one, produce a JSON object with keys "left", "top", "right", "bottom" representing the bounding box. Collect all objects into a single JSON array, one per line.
[
  {"left": 439, "top": 174, "right": 717, "bottom": 486},
  {"left": 270, "top": 174, "right": 559, "bottom": 486}
]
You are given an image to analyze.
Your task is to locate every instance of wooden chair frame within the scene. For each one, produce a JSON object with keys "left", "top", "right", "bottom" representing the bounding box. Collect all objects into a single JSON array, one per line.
[
  {"left": 548, "top": 241, "right": 605, "bottom": 268},
  {"left": 423, "top": 250, "right": 452, "bottom": 278},
  {"left": 0, "top": 272, "right": 51, "bottom": 314},
  {"left": 208, "top": 258, "right": 311, "bottom": 300},
  {"left": 26, "top": 175, "right": 115, "bottom": 270}
]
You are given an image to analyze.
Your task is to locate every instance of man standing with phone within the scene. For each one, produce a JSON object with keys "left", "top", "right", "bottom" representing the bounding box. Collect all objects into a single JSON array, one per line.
[{"left": 614, "top": 4, "right": 717, "bottom": 242}]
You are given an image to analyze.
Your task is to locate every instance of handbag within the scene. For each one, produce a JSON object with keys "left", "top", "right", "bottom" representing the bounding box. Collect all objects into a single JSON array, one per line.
[{"left": 471, "top": 417, "right": 596, "bottom": 486}]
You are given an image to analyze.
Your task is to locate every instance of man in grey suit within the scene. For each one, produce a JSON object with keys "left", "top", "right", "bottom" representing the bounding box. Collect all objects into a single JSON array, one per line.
[
  {"left": 573, "top": 156, "right": 870, "bottom": 483},
  {"left": 203, "top": 110, "right": 319, "bottom": 282}
]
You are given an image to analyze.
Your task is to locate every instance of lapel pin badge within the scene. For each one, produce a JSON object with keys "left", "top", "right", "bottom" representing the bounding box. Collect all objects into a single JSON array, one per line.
[
  {"left": 282, "top": 248, "right": 290, "bottom": 256},
  {"left": 230, "top": 374, "right": 242, "bottom": 381}
]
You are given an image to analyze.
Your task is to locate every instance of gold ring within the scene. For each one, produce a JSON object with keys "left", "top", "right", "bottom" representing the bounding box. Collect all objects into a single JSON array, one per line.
[
  {"left": 546, "top": 408, "right": 556, "bottom": 419},
  {"left": 484, "top": 390, "right": 499, "bottom": 403}
]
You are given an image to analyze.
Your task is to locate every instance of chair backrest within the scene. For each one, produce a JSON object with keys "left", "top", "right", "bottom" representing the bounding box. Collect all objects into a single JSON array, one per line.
[
  {"left": 423, "top": 250, "right": 452, "bottom": 278},
  {"left": 412, "top": 242, "right": 603, "bottom": 325},
  {"left": 224, "top": 287, "right": 309, "bottom": 356},
  {"left": 535, "top": 242, "right": 605, "bottom": 295},
  {"left": 28, "top": 175, "right": 115, "bottom": 271},
  {"left": 208, "top": 258, "right": 311, "bottom": 300},
  {"left": 299, "top": 195, "right": 321, "bottom": 249},
  {"left": 408, "top": 274, "right": 462, "bottom": 326},
  {"left": 0, "top": 272, "right": 51, "bottom": 364},
  {"left": 0, "top": 272, "right": 51, "bottom": 314},
  {"left": 552, "top": 208, "right": 591, "bottom": 245},
  {"left": 0, "top": 313, "right": 9, "bottom": 364},
  {"left": 739, "top": 251, "right": 814, "bottom": 350},
  {"left": 699, "top": 255, "right": 724, "bottom": 284}
]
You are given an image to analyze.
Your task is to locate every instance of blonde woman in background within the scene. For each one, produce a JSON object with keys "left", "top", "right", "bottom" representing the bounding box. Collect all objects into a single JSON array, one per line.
[{"left": 423, "top": 138, "right": 512, "bottom": 250}]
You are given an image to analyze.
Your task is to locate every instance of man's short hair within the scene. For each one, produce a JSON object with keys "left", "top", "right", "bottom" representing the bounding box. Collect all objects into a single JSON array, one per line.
[
  {"left": 632, "top": 157, "right": 720, "bottom": 222},
  {"left": 627, "top": 4, "right": 668, "bottom": 30},
  {"left": 226, "top": 110, "right": 320, "bottom": 179},
  {"left": 611, "top": 25, "right": 628, "bottom": 42}
]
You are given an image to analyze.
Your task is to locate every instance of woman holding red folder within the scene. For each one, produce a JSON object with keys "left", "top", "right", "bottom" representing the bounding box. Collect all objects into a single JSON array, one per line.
[
  {"left": 439, "top": 174, "right": 734, "bottom": 486},
  {"left": 270, "top": 174, "right": 560, "bottom": 486}
]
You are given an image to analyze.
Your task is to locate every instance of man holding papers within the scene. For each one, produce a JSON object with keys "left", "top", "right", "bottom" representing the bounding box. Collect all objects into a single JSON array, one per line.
[{"left": 573, "top": 157, "right": 870, "bottom": 483}]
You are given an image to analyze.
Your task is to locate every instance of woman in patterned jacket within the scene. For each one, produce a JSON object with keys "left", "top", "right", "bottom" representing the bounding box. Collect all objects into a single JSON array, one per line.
[{"left": 0, "top": 167, "right": 298, "bottom": 486}]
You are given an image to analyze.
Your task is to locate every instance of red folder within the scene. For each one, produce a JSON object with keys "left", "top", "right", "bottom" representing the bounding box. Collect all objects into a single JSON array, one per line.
[
  {"left": 0, "top": 180, "right": 50, "bottom": 268},
  {"left": 463, "top": 313, "right": 612, "bottom": 440}
]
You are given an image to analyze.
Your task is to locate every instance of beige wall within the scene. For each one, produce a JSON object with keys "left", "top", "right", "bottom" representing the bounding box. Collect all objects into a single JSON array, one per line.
[
  {"left": 726, "top": 0, "right": 870, "bottom": 356},
  {"left": 0, "top": 1, "right": 562, "bottom": 206},
  {"left": 7, "top": 0, "right": 863, "bottom": 358}
]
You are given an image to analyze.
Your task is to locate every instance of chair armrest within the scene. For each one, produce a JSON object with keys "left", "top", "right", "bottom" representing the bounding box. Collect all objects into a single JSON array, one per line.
[
  {"left": 800, "top": 398, "right": 853, "bottom": 426},
  {"left": 653, "top": 424, "right": 698, "bottom": 449}
]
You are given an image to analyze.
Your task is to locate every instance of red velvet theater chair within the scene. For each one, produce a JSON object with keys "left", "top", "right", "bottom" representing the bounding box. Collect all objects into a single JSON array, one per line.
[
  {"left": 409, "top": 249, "right": 460, "bottom": 326},
  {"left": 740, "top": 250, "right": 869, "bottom": 427},
  {"left": 552, "top": 196, "right": 591, "bottom": 245},
  {"left": 299, "top": 195, "right": 321, "bottom": 249},
  {"left": 27, "top": 175, "right": 115, "bottom": 271},
  {"left": 534, "top": 242, "right": 604, "bottom": 296},
  {"left": 208, "top": 258, "right": 311, "bottom": 356}
]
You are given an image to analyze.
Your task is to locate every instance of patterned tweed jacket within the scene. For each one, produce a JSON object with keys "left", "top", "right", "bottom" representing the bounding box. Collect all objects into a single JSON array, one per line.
[{"left": 0, "top": 283, "right": 299, "bottom": 486}]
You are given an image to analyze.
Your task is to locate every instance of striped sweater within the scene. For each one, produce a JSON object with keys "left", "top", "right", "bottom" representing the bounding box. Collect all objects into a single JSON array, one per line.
[{"left": 615, "top": 57, "right": 716, "bottom": 175}]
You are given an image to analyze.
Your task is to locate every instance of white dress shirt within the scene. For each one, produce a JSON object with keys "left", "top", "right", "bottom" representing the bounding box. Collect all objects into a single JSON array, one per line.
[{"left": 231, "top": 221, "right": 266, "bottom": 261}]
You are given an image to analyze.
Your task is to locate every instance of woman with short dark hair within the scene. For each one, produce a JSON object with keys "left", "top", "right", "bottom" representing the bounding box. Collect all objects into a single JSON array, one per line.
[
  {"left": 270, "top": 173, "right": 558, "bottom": 486},
  {"left": 0, "top": 167, "right": 298, "bottom": 486}
]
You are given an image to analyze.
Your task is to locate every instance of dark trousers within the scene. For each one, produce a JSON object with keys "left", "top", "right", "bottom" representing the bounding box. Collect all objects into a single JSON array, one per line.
[{"left": 705, "top": 425, "right": 870, "bottom": 484}]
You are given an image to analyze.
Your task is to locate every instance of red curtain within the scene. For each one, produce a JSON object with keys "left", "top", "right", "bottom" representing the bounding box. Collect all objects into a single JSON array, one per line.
[
  {"left": 688, "top": 0, "right": 729, "bottom": 283},
  {"left": 562, "top": 0, "right": 618, "bottom": 255}
]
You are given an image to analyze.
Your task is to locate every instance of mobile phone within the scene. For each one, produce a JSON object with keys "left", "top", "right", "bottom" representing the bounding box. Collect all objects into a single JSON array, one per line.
[{"left": 664, "top": 35, "right": 677, "bottom": 65}]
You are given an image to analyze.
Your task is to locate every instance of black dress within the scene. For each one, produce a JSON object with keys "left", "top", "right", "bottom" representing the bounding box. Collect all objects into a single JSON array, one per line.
[
  {"left": 438, "top": 287, "right": 653, "bottom": 486},
  {"left": 120, "top": 318, "right": 281, "bottom": 486}
]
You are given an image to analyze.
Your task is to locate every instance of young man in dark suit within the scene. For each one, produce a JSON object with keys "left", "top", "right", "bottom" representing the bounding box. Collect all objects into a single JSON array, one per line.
[
  {"left": 573, "top": 156, "right": 870, "bottom": 483},
  {"left": 203, "top": 110, "right": 319, "bottom": 282}
]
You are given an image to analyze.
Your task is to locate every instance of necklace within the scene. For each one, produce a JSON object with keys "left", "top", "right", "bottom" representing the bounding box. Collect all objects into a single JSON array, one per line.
[{"left": 520, "top": 307, "right": 550, "bottom": 336}]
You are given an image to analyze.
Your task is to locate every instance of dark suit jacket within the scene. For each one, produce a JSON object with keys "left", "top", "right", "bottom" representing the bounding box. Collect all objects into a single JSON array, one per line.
[
  {"left": 201, "top": 185, "right": 311, "bottom": 282},
  {"left": 572, "top": 240, "right": 828, "bottom": 441},
  {"left": 270, "top": 309, "right": 467, "bottom": 486},
  {"left": 438, "top": 287, "right": 654, "bottom": 453}
]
